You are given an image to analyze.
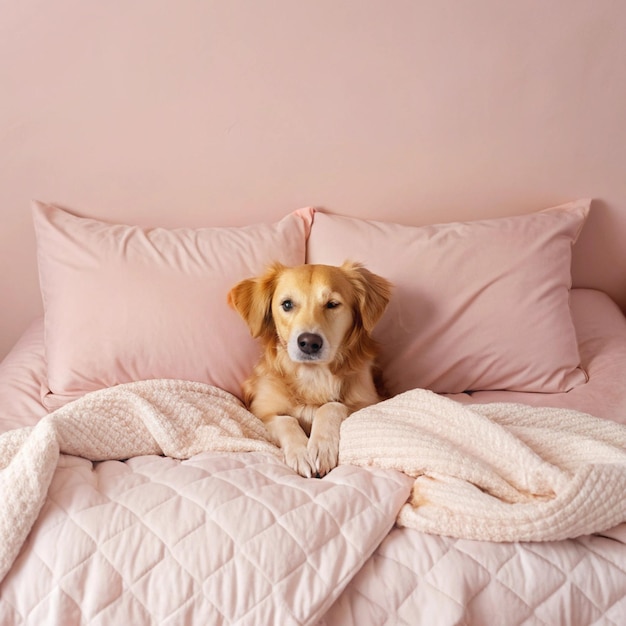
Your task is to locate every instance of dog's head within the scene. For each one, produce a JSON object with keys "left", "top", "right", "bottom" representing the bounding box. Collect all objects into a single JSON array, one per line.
[{"left": 228, "top": 262, "right": 391, "bottom": 365}]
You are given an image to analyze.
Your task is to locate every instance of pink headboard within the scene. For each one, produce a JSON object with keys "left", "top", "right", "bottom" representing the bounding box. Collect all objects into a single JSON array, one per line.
[{"left": 1, "top": 1, "right": 625, "bottom": 358}]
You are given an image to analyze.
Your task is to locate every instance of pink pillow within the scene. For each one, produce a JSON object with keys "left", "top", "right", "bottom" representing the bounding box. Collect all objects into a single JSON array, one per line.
[
  {"left": 306, "top": 200, "right": 590, "bottom": 395},
  {"left": 34, "top": 201, "right": 313, "bottom": 408}
]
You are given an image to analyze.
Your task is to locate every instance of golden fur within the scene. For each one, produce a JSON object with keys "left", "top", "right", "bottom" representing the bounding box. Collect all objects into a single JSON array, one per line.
[{"left": 228, "top": 261, "right": 391, "bottom": 477}]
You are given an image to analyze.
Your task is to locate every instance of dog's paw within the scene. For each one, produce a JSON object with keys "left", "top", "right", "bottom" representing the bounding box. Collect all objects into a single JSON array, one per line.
[
  {"left": 283, "top": 444, "right": 317, "bottom": 478},
  {"left": 307, "top": 435, "right": 339, "bottom": 477}
]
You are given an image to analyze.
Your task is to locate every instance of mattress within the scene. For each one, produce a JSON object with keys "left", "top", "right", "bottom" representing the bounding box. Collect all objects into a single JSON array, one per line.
[{"left": 1, "top": 289, "right": 625, "bottom": 625}]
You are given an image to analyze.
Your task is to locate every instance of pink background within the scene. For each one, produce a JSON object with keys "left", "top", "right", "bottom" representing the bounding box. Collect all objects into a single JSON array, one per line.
[{"left": 2, "top": 1, "right": 626, "bottom": 359}]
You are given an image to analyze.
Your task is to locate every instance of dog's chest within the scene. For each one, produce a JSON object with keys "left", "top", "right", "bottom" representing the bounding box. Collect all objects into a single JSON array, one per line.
[{"left": 294, "top": 366, "right": 343, "bottom": 405}]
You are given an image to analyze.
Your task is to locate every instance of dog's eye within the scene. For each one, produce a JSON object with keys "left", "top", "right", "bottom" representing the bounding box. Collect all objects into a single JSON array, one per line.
[
  {"left": 326, "top": 301, "right": 340, "bottom": 309},
  {"left": 281, "top": 300, "right": 294, "bottom": 312}
]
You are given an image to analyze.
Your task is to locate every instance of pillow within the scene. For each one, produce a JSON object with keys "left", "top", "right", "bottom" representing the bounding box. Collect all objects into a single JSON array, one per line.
[
  {"left": 34, "top": 201, "right": 313, "bottom": 409},
  {"left": 306, "top": 200, "right": 590, "bottom": 395}
]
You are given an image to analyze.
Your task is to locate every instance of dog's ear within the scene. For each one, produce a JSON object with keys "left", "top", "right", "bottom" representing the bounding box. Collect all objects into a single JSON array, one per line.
[
  {"left": 342, "top": 261, "right": 392, "bottom": 332},
  {"left": 227, "top": 263, "right": 284, "bottom": 339}
]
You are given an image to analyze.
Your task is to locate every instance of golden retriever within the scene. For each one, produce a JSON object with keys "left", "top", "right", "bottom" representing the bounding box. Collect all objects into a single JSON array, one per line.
[{"left": 228, "top": 261, "right": 391, "bottom": 477}]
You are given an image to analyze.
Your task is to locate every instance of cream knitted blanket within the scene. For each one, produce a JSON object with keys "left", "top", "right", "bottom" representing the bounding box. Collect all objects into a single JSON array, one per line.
[
  {"left": 1, "top": 380, "right": 626, "bottom": 582},
  {"left": 340, "top": 388, "right": 626, "bottom": 542}
]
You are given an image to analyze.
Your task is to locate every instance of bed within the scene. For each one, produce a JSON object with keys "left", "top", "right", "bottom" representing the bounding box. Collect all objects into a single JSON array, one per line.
[{"left": 1, "top": 199, "right": 625, "bottom": 625}]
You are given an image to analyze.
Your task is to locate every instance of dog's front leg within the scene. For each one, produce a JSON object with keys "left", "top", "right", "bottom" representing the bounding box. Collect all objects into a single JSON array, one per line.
[
  {"left": 308, "top": 402, "right": 349, "bottom": 477},
  {"left": 264, "top": 414, "right": 317, "bottom": 478}
]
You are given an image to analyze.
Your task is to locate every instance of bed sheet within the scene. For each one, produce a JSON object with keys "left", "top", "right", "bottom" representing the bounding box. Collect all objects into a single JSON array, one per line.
[{"left": 1, "top": 289, "right": 625, "bottom": 625}]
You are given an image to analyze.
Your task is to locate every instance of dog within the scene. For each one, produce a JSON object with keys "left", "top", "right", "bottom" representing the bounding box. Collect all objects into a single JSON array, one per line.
[{"left": 228, "top": 261, "right": 391, "bottom": 477}]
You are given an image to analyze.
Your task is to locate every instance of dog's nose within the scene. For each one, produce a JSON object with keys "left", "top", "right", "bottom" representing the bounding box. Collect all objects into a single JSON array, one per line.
[{"left": 297, "top": 333, "right": 324, "bottom": 355}]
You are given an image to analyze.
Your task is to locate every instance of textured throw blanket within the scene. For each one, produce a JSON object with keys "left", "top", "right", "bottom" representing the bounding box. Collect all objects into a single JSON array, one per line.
[
  {"left": 2, "top": 379, "right": 626, "bottom": 582},
  {"left": 340, "top": 389, "right": 626, "bottom": 542}
]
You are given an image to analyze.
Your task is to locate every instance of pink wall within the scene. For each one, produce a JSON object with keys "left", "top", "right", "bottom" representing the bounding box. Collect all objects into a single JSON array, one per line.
[{"left": 2, "top": 1, "right": 626, "bottom": 358}]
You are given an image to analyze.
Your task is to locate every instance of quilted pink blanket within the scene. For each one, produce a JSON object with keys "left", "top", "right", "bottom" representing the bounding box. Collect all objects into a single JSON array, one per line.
[
  {"left": 0, "top": 380, "right": 281, "bottom": 580},
  {"left": 2, "top": 379, "right": 626, "bottom": 588}
]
